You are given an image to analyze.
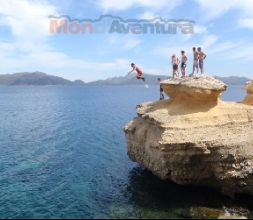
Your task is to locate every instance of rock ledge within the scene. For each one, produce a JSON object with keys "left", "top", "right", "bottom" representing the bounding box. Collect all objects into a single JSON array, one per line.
[{"left": 125, "top": 76, "right": 253, "bottom": 196}]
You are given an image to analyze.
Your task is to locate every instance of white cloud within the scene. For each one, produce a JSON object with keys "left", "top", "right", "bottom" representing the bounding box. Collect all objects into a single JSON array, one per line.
[
  {"left": 97, "top": 0, "right": 183, "bottom": 11},
  {"left": 235, "top": 0, "right": 253, "bottom": 16},
  {"left": 194, "top": 0, "right": 239, "bottom": 20},
  {"left": 138, "top": 12, "right": 157, "bottom": 20},
  {"left": 105, "top": 35, "right": 142, "bottom": 52},
  {"left": 0, "top": 0, "right": 58, "bottom": 43},
  {"left": 123, "top": 38, "right": 141, "bottom": 50},
  {"left": 207, "top": 41, "right": 241, "bottom": 55},
  {"left": 204, "top": 39, "right": 253, "bottom": 62},
  {"left": 238, "top": 18, "right": 253, "bottom": 30},
  {"left": 1, "top": 0, "right": 252, "bottom": 80},
  {"left": 0, "top": 43, "right": 131, "bottom": 81},
  {"left": 194, "top": 25, "right": 207, "bottom": 34},
  {"left": 222, "top": 44, "right": 253, "bottom": 61},
  {"left": 194, "top": 0, "right": 253, "bottom": 21},
  {"left": 153, "top": 34, "right": 218, "bottom": 59},
  {"left": 0, "top": 42, "right": 16, "bottom": 55},
  {"left": 201, "top": 34, "right": 218, "bottom": 49},
  {"left": 0, "top": 0, "right": 134, "bottom": 81}
]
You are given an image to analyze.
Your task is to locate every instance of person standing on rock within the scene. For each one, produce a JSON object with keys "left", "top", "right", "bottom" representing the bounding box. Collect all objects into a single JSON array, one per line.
[
  {"left": 128, "top": 63, "right": 145, "bottom": 82},
  {"left": 158, "top": 78, "right": 165, "bottom": 100},
  {"left": 181, "top": 51, "right": 188, "bottom": 78},
  {"left": 190, "top": 47, "right": 199, "bottom": 76},
  {"left": 198, "top": 47, "right": 207, "bottom": 75},
  {"left": 172, "top": 54, "right": 180, "bottom": 78}
]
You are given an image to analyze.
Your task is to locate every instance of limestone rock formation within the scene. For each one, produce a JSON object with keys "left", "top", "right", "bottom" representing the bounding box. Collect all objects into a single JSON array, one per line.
[
  {"left": 242, "top": 80, "right": 253, "bottom": 105},
  {"left": 124, "top": 76, "right": 253, "bottom": 196}
]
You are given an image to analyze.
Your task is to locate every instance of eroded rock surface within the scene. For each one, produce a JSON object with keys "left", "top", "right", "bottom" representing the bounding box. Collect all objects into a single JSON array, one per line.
[
  {"left": 242, "top": 81, "right": 253, "bottom": 105},
  {"left": 124, "top": 76, "right": 253, "bottom": 196}
]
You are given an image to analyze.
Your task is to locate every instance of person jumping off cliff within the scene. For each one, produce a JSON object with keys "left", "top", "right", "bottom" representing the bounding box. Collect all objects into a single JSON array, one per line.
[{"left": 128, "top": 63, "right": 145, "bottom": 82}]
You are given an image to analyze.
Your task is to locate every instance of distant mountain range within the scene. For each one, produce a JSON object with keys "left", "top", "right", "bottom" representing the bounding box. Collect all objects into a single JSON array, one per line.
[
  {"left": 0, "top": 72, "right": 250, "bottom": 86},
  {"left": 88, "top": 74, "right": 169, "bottom": 86},
  {"left": 0, "top": 72, "right": 85, "bottom": 86},
  {"left": 90, "top": 74, "right": 250, "bottom": 86},
  {"left": 215, "top": 76, "right": 250, "bottom": 86}
]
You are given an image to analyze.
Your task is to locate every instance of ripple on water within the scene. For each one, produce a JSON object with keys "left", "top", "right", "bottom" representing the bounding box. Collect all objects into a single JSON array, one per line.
[{"left": 0, "top": 85, "right": 251, "bottom": 219}]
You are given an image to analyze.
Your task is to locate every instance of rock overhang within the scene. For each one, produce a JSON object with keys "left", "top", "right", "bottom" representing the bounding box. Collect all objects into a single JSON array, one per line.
[
  {"left": 242, "top": 80, "right": 253, "bottom": 105},
  {"left": 160, "top": 76, "right": 227, "bottom": 103},
  {"left": 124, "top": 76, "right": 253, "bottom": 196}
]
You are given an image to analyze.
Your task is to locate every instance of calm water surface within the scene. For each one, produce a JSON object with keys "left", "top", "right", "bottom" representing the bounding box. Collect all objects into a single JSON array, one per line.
[{"left": 0, "top": 85, "right": 251, "bottom": 219}]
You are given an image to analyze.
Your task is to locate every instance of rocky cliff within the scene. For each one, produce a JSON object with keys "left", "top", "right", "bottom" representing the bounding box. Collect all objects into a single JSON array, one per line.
[
  {"left": 124, "top": 76, "right": 253, "bottom": 196},
  {"left": 243, "top": 81, "right": 253, "bottom": 106}
]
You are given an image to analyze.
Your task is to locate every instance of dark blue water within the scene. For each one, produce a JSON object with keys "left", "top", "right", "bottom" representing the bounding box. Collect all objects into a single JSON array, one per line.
[{"left": 0, "top": 85, "right": 251, "bottom": 219}]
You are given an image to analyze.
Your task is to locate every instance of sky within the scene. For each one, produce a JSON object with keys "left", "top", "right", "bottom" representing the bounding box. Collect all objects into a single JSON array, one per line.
[{"left": 0, "top": 0, "right": 252, "bottom": 82}]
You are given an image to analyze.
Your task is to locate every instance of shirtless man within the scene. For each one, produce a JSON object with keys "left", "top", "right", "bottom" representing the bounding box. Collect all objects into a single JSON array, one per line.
[
  {"left": 172, "top": 54, "right": 180, "bottom": 78},
  {"left": 190, "top": 47, "right": 199, "bottom": 76},
  {"left": 181, "top": 51, "right": 188, "bottom": 78},
  {"left": 128, "top": 63, "right": 145, "bottom": 81},
  {"left": 198, "top": 47, "right": 207, "bottom": 74}
]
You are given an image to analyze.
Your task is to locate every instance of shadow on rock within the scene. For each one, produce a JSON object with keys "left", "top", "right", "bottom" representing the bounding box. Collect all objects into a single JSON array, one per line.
[{"left": 125, "top": 166, "right": 253, "bottom": 219}]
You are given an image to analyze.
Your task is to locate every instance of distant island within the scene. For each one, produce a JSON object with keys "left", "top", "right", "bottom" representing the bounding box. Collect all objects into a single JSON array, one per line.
[
  {"left": 0, "top": 72, "right": 85, "bottom": 86},
  {"left": 215, "top": 76, "right": 250, "bottom": 86},
  {"left": 0, "top": 72, "right": 250, "bottom": 86},
  {"left": 88, "top": 74, "right": 169, "bottom": 86},
  {"left": 90, "top": 75, "right": 250, "bottom": 86}
]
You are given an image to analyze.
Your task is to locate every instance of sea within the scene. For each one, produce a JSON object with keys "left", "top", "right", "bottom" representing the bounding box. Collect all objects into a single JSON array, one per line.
[{"left": 0, "top": 85, "right": 252, "bottom": 219}]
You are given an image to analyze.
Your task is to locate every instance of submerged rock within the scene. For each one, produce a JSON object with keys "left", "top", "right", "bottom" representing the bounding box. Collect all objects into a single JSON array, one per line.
[
  {"left": 190, "top": 207, "right": 248, "bottom": 219},
  {"left": 124, "top": 76, "right": 253, "bottom": 196}
]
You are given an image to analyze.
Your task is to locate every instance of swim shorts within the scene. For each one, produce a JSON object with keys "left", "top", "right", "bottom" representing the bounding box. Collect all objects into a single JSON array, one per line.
[
  {"left": 181, "top": 62, "right": 187, "bottom": 69},
  {"left": 173, "top": 64, "right": 178, "bottom": 71},
  {"left": 199, "top": 60, "right": 204, "bottom": 69}
]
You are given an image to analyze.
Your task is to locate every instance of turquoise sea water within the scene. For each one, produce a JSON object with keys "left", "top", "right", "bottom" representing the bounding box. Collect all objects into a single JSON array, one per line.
[{"left": 0, "top": 85, "right": 252, "bottom": 219}]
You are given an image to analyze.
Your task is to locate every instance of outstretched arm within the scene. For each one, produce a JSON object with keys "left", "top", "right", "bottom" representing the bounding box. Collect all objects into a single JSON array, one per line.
[{"left": 128, "top": 67, "right": 135, "bottom": 74}]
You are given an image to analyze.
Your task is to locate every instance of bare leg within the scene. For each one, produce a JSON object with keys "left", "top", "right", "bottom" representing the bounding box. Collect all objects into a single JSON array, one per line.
[
  {"left": 181, "top": 68, "right": 186, "bottom": 78},
  {"left": 137, "top": 76, "right": 145, "bottom": 81},
  {"left": 173, "top": 71, "right": 177, "bottom": 79},
  {"left": 191, "top": 65, "right": 195, "bottom": 76},
  {"left": 199, "top": 61, "right": 204, "bottom": 74},
  {"left": 160, "top": 92, "right": 164, "bottom": 100}
]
